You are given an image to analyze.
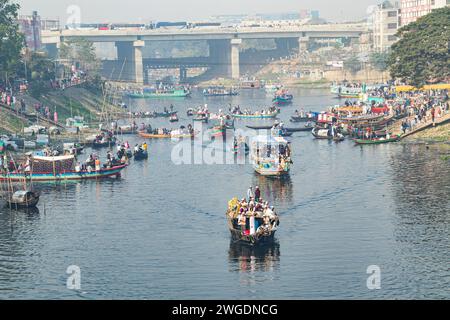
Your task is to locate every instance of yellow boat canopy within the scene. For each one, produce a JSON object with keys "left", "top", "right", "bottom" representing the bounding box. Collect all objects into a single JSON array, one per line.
[{"left": 395, "top": 83, "right": 450, "bottom": 92}]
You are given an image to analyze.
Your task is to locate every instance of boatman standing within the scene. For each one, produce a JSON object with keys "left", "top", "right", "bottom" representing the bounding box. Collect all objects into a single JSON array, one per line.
[{"left": 247, "top": 186, "right": 254, "bottom": 201}]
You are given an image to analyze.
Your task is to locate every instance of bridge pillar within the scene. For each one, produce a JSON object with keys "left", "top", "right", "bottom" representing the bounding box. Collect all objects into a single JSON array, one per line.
[
  {"left": 133, "top": 40, "right": 145, "bottom": 84},
  {"left": 208, "top": 39, "right": 241, "bottom": 79},
  {"left": 115, "top": 40, "right": 145, "bottom": 84},
  {"left": 230, "top": 38, "right": 242, "bottom": 80},
  {"left": 298, "top": 36, "right": 310, "bottom": 53},
  {"left": 180, "top": 67, "right": 188, "bottom": 83}
]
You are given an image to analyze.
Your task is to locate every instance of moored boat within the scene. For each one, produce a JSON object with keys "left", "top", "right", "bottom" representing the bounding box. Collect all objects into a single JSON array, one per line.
[
  {"left": 354, "top": 135, "right": 401, "bottom": 145},
  {"left": 126, "top": 89, "right": 190, "bottom": 99},
  {"left": 5, "top": 190, "right": 40, "bottom": 208},
  {"left": 0, "top": 155, "right": 127, "bottom": 182}
]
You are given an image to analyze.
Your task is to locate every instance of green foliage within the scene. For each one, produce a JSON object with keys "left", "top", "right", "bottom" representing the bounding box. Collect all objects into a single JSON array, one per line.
[
  {"left": 29, "top": 79, "right": 50, "bottom": 98},
  {"left": 26, "top": 51, "right": 55, "bottom": 80},
  {"left": 60, "top": 38, "right": 100, "bottom": 73},
  {"left": 0, "top": 0, "right": 24, "bottom": 81},
  {"left": 370, "top": 51, "right": 390, "bottom": 72},
  {"left": 388, "top": 7, "right": 450, "bottom": 87},
  {"left": 344, "top": 55, "right": 362, "bottom": 74}
]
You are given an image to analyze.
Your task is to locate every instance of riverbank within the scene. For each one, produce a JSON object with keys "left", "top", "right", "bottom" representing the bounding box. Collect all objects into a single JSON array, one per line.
[
  {"left": 0, "top": 83, "right": 120, "bottom": 134},
  {"left": 403, "top": 122, "right": 450, "bottom": 143}
]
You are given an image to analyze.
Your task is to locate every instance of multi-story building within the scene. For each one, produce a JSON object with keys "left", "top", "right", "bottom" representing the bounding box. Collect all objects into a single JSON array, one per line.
[
  {"left": 400, "top": 0, "right": 450, "bottom": 26},
  {"left": 370, "top": 1, "right": 400, "bottom": 52}
]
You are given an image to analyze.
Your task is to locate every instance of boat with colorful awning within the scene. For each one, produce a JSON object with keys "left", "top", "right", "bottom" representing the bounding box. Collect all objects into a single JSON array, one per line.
[{"left": 0, "top": 155, "right": 127, "bottom": 182}]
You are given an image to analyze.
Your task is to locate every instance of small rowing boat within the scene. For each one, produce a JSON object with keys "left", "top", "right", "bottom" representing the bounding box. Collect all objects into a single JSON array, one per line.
[
  {"left": 5, "top": 190, "right": 40, "bottom": 208},
  {"left": 354, "top": 135, "right": 401, "bottom": 145}
]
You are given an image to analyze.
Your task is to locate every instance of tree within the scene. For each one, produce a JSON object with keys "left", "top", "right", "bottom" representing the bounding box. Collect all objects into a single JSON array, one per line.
[
  {"left": 59, "top": 38, "right": 100, "bottom": 74},
  {"left": 0, "top": 0, "right": 24, "bottom": 83},
  {"left": 344, "top": 55, "right": 362, "bottom": 74},
  {"left": 370, "top": 51, "right": 389, "bottom": 72},
  {"left": 388, "top": 7, "right": 450, "bottom": 87},
  {"left": 20, "top": 51, "right": 55, "bottom": 98}
]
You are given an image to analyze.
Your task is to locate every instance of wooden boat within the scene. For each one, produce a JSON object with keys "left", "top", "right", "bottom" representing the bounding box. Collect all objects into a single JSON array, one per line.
[
  {"left": 333, "top": 135, "right": 345, "bottom": 142},
  {"left": 232, "top": 111, "right": 279, "bottom": 119},
  {"left": 226, "top": 198, "right": 279, "bottom": 245},
  {"left": 5, "top": 190, "right": 40, "bottom": 208},
  {"left": 203, "top": 87, "right": 239, "bottom": 97},
  {"left": 193, "top": 115, "right": 209, "bottom": 122},
  {"left": 273, "top": 94, "right": 293, "bottom": 105},
  {"left": 354, "top": 135, "right": 401, "bottom": 145},
  {"left": 251, "top": 135, "right": 291, "bottom": 176},
  {"left": 126, "top": 89, "right": 190, "bottom": 99},
  {"left": 92, "top": 137, "right": 117, "bottom": 148},
  {"left": 311, "top": 127, "right": 332, "bottom": 139},
  {"left": 247, "top": 124, "right": 312, "bottom": 132},
  {"left": 133, "top": 150, "right": 148, "bottom": 160},
  {"left": 0, "top": 155, "right": 127, "bottom": 182},
  {"left": 154, "top": 111, "right": 178, "bottom": 118},
  {"left": 138, "top": 132, "right": 171, "bottom": 139},
  {"left": 210, "top": 126, "right": 226, "bottom": 138},
  {"left": 290, "top": 115, "right": 315, "bottom": 122},
  {"left": 286, "top": 126, "right": 313, "bottom": 132},
  {"left": 138, "top": 131, "right": 196, "bottom": 139},
  {"left": 113, "top": 124, "right": 139, "bottom": 135}
]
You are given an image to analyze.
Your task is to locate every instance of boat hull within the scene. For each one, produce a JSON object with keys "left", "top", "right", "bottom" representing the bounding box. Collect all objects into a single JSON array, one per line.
[
  {"left": 0, "top": 165, "right": 127, "bottom": 182},
  {"left": 354, "top": 136, "right": 401, "bottom": 145},
  {"left": 227, "top": 217, "right": 277, "bottom": 245},
  {"left": 232, "top": 113, "right": 278, "bottom": 119}
]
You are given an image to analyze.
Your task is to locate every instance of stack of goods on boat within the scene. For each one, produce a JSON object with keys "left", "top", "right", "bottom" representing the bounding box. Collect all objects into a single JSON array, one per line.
[
  {"left": 226, "top": 191, "right": 280, "bottom": 244},
  {"left": 250, "top": 135, "right": 292, "bottom": 176}
]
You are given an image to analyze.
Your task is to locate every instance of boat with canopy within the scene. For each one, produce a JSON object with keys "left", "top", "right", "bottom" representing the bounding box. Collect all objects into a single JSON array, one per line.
[
  {"left": 0, "top": 155, "right": 127, "bottom": 182},
  {"left": 250, "top": 135, "right": 292, "bottom": 176}
]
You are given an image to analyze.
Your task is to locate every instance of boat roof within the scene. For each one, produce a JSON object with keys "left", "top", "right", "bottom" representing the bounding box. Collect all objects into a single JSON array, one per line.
[
  {"left": 33, "top": 155, "right": 76, "bottom": 162},
  {"left": 251, "top": 135, "right": 288, "bottom": 145}
]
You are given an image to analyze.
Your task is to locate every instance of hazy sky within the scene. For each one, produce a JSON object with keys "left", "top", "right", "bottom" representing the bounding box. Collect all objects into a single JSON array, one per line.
[{"left": 17, "top": 0, "right": 376, "bottom": 23}]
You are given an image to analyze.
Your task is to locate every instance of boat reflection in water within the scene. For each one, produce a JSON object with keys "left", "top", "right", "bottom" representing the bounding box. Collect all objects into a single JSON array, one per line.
[
  {"left": 228, "top": 240, "right": 280, "bottom": 273},
  {"left": 252, "top": 174, "right": 293, "bottom": 205},
  {"left": 0, "top": 205, "right": 40, "bottom": 216}
]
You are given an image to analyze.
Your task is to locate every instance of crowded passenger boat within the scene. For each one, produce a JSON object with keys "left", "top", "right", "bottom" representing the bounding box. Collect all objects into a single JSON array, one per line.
[
  {"left": 251, "top": 135, "right": 292, "bottom": 176},
  {"left": 231, "top": 106, "right": 279, "bottom": 119},
  {"left": 226, "top": 188, "right": 280, "bottom": 244}
]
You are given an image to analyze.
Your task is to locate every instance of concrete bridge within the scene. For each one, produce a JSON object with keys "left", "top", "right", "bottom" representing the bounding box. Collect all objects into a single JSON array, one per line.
[{"left": 42, "top": 23, "right": 367, "bottom": 83}]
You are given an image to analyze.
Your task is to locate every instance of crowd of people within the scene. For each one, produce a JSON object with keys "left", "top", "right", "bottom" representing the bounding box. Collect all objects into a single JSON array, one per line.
[
  {"left": 230, "top": 105, "right": 278, "bottom": 116},
  {"left": 227, "top": 186, "right": 280, "bottom": 237}
]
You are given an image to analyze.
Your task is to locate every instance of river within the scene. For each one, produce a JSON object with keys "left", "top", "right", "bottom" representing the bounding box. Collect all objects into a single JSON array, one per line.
[{"left": 0, "top": 88, "right": 449, "bottom": 299}]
